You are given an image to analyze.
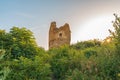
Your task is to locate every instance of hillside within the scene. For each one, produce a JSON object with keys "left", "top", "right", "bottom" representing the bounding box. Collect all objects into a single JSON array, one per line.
[{"left": 0, "top": 14, "right": 120, "bottom": 80}]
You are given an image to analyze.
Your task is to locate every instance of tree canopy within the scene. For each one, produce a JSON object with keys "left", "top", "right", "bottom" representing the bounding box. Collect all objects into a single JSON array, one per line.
[{"left": 0, "top": 14, "right": 120, "bottom": 80}]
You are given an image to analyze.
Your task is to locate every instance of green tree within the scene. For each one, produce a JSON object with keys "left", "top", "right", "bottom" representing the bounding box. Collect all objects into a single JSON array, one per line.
[
  {"left": 0, "top": 49, "right": 11, "bottom": 80},
  {"left": 0, "top": 27, "right": 41, "bottom": 59},
  {"left": 0, "top": 30, "right": 13, "bottom": 50},
  {"left": 71, "top": 39, "right": 101, "bottom": 50},
  {"left": 108, "top": 14, "right": 120, "bottom": 79},
  {"left": 109, "top": 14, "right": 120, "bottom": 56},
  {"left": 0, "top": 30, "right": 6, "bottom": 49},
  {"left": 9, "top": 27, "right": 38, "bottom": 59},
  {"left": 5, "top": 56, "right": 51, "bottom": 80}
]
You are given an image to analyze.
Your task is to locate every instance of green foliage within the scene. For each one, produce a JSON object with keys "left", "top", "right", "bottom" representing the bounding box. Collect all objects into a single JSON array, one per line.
[
  {"left": 65, "top": 69, "right": 83, "bottom": 80},
  {"left": 0, "top": 49, "right": 5, "bottom": 60},
  {"left": 84, "top": 48, "right": 97, "bottom": 58},
  {"left": 109, "top": 14, "right": 120, "bottom": 57},
  {"left": 0, "top": 30, "right": 13, "bottom": 49},
  {"left": 0, "top": 27, "right": 40, "bottom": 59},
  {"left": 49, "top": 46, "right": 70, "bottom": 80},
  {"left": 1, "top": 19, "right": 120, "bottom": 80},
  {"left": 0, "top": 49, "right": 11, "bottom": 80},
  {"left": 10, "top": 27, "right": 38, "bottom": 59},
  {"left": 5, "top": 56, "right": 52, "bottom": 80},
  {"left": 71, "top": 39, "right": 101, "bottom": 50}
]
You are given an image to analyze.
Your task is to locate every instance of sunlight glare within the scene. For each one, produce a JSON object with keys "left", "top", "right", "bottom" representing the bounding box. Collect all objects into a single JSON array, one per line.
[{"left": 75, "top": 15, "right": 114, "bottom": 42}]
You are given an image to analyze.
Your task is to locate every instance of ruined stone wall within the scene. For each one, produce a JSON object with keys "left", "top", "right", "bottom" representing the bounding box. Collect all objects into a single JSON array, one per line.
[{"left": 49, "top": 22, "right": 71, "bottom": 49}]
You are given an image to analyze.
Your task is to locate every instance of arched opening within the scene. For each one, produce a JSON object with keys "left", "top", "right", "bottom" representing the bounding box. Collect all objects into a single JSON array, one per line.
[{"left": 59, "top": 33, "right": 62, "bottom": 37}]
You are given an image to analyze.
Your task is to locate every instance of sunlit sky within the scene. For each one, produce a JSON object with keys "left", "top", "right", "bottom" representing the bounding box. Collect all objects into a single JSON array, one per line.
[{"left": 0, "top": 0, "right": 120, "bottom": 49}]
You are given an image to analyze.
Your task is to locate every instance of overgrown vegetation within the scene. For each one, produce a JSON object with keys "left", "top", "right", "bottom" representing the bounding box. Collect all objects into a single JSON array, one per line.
[{"left": 0, "top": 14, "right": 120, "bottom": 80}]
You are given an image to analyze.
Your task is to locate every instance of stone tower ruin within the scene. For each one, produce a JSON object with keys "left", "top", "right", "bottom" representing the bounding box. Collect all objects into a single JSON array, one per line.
[{"left": 49, "top": 21, "right": 71, "bottom": 49}]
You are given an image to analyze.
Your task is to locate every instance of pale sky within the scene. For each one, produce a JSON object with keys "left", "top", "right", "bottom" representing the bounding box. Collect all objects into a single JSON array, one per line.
[{"left": 0, "top": 0, "right": 120, "bottom": 50}]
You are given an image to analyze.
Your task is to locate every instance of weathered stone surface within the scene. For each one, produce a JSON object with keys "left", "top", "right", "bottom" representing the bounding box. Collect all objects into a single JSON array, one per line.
[{"left": 49, "top": 21, "right": 71, "bottom": 49}]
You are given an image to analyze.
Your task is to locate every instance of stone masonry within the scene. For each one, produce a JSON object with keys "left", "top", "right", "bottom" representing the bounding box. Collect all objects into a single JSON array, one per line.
[{"left": 49, "top": 21, "right": 71, "bottom": 49}]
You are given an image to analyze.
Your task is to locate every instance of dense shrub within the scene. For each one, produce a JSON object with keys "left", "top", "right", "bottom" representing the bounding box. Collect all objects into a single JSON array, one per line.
[
  {"left": 1, "top": 17, "right": 120, "bottom": 80},
  {"left": 71, "top": 39, "right": 101, "bottom": 50}
]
